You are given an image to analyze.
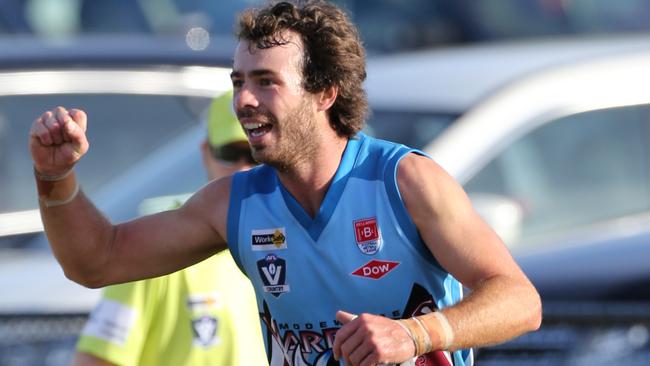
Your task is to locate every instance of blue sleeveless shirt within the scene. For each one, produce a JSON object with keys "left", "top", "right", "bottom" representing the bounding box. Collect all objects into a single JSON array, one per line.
[{"left": 228, "top": 133, "right": 473, "bottom": 366}]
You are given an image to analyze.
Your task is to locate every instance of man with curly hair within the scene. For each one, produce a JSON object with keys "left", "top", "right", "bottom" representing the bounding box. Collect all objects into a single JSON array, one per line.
[{"left": 29, "top": 1, "right": 541, "bottom": 365}]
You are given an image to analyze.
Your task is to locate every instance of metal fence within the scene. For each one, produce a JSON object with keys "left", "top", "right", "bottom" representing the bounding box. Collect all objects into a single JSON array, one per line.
[
  {"left": 476, "top": 301, "right": 650, "bottom": 365},
  {"left": 1, "top": 301, "right": 649, "bottom": 365},
  {"left": 0, "top": 313, "right": 87, "bottom": 366}
]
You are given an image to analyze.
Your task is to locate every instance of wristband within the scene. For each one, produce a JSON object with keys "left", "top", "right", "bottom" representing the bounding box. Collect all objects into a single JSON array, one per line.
[
  {"left": 35, "top": 167, "right": 80, "bottom": 207},
  {"left": 430, "top": 311, "right": 454, "bottom": 350},
  {"left": 398, "top": 311, "right": 455, "bottom": 356},
  {"left": 40, "top": 180, "right": 80, "bottom": 207},
  {"left": 34, "top": 167, "right": 73, "bottom": 181},
  {"left": 395, "top": 319, "right": 418, "bottom": 357},
  {"left": 412, "top": 316, "right": 433, "bottom": 353}
]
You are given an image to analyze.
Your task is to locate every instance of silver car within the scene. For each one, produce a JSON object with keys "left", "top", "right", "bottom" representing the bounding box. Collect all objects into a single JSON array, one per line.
[
  {"left": 0, "top": 37, "right": 233, "bottom": 365},
  {"left": 4, "top": 34, "right": 650, "bottom": 364}
]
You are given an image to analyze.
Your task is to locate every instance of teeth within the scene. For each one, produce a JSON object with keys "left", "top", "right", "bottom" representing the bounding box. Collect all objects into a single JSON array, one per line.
[{"left": 243, "top": 122, "right": 265, "bottom": 130}]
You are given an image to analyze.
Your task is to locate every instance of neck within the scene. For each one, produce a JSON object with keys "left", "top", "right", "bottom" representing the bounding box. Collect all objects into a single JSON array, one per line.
[{"left": 277, "top": 134, "right": 348, "bottom": 218}]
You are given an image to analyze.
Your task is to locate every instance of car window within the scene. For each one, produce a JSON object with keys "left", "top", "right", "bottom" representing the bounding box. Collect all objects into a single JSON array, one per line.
[
  {"left": 465, "top": 104, "right": 650, "bottom": 246},
  {"left": 0, "top": 94, "right": 211, "bottom": 214},
  {"left": 364, "top": 110, "right": 455, "bottom": 149}
]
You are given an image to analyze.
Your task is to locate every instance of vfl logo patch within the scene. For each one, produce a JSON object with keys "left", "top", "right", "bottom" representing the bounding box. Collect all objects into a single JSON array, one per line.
[
  {"left": 251, "top": 228, "right": 287, "bottom": 250},
  {"left": 351, "top": 260, "right": 400, "bottom": 280},
  {"left": 191, "top": 316, "right": 219, "bottom": 347},
  {"left": 353, "top": 217, "right": 382, "bottom": 255},
  {"left": 257, "top": 254, "right": 290, "bottom": 297}
]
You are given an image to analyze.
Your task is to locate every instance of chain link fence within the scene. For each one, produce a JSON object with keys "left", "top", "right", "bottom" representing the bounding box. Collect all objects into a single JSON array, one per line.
[
  {"left": 1, "top": 302, "right": 649, "bottom": 365},
  {"left": 0, "top": 313, "right": 87, "bottom": 366}
]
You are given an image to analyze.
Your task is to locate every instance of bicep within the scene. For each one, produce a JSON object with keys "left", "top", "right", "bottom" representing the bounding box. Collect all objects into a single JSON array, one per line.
[
  {"left": 105, "top": 178, "right": 231, "bottom": 284},
  {"left": 397, "top": 154, "right": 527, "bottom": 289}
]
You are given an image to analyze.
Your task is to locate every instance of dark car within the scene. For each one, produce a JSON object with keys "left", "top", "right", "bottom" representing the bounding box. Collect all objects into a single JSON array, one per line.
[{"left": 4, "top": 0, "right": 650, "bottom": 54}]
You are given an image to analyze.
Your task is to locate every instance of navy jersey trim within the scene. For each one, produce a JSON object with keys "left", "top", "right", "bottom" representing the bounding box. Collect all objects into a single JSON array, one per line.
[
  {"left": 227, "top": 172, "right": 247, "bottom": 275},
  {"left": 228, "top": 165, "right": 279, "bottom": 276}
]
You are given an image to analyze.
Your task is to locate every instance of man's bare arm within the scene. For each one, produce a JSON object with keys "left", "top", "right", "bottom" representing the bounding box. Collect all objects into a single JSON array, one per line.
[
  {"left": 398, "top": 153, "right": 542, "bottom": 349},
  {"left": 332, "top": 153, "right": 541, "bottom": 365},
  {"left": 30, "top": 107, "right": 228, "bottom": 288}
]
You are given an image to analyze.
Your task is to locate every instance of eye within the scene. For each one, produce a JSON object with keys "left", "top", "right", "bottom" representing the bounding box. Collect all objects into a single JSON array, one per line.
[
  {"left": 259, "top": 78, "right": 273, "bottom": 86},
  {"left": 231, "top": 79, "right": 243, "bottom": 88}
]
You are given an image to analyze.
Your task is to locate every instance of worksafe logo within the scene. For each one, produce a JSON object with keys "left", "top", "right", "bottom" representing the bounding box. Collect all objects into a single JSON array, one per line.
[
  {"left": 257, "top": 254, "right": 290, "bottom": 297},
  {"left": 351, "top": 260, "right": 400, "bottom": 280},
  {"left": 251, "top": 227, "right": 287, "bottom": 251},
  {"left": 353, "top": 217, "right": 382, "bottom": 255}
]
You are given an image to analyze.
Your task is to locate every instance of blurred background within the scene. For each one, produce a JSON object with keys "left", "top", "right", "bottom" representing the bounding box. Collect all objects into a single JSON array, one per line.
[{"left": 2, "top": 0, "right": 650, "bottom": 365}]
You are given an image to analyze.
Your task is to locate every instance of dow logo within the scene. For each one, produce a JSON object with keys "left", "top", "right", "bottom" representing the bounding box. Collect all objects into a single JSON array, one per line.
[{"left": 351, "top": 260, "right": 400, "bottom": 280}]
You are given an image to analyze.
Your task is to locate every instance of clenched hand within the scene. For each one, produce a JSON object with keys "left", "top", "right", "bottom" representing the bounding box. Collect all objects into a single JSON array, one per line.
[
  {"left": 333, "top": 310, "right": 415, "bottom": 366},
  {"left": 30, "top": 106, "right": 89, "bottom": 176}
]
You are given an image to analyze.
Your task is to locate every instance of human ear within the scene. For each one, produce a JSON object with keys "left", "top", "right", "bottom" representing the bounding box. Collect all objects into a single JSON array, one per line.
[{"left": 316, "top": 85, "right": 338, "bottom": 112}]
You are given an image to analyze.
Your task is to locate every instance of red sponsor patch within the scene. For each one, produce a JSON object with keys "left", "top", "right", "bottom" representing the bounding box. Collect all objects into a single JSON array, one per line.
[
  {"left": 351, "top": 260, "right": 400, "bottom": 280},
  {"left": 354, "top": 217, "right": 380, "bottom": 243}
]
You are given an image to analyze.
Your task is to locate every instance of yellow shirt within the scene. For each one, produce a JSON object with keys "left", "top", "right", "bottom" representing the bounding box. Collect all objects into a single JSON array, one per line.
[{"left": 76, "top": 195, "right": 267, "bottom": 365}]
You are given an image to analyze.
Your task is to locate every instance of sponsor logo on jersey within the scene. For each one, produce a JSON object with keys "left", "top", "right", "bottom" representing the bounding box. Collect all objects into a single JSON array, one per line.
[
  {"left": 80, "top": 299, "right": 138, "bottom": 346},
  {"left": 257, "top": 253, "right": 290, "bottom": 297},
  {"left": 251, "top": 228, "right": 287, "bottom": 250},
  {"left": 353, "top": 217, "right": 382, "bottom": 254},
  {"left": 191, "top": 315, "right": 219, "bottom": 347},
  {"left": 186, "top": 292, "right": 220, "bottom": 311},
  {"left": 351, "top": 259, "right": 400, "bottom": 279}
]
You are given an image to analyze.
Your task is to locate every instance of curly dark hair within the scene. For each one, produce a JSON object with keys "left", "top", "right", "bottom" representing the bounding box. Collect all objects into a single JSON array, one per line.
[{"left": 236, "top": 0, "right": 368, "bottom": 137}]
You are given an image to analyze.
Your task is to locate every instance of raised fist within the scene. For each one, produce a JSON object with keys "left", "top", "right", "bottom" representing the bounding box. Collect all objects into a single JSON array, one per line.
[{"left": 30, "top": 106, "right": 89, "bottom": 176}]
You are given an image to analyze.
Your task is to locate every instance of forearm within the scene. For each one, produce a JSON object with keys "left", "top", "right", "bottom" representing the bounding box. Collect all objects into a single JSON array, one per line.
[
  {"left": 398, "top": 274, "right": 541, "bottom": 355},
  {"left": 439, "top": 274, "right": 541, "bottom": 350},
  {"left": 36, "top": 169, "right": 115, "bottom": 287}
]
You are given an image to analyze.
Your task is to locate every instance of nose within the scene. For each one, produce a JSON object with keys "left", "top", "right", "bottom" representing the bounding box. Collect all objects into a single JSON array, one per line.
[{"left": 234, "top": 83, "right": 259, "bottom": 110}]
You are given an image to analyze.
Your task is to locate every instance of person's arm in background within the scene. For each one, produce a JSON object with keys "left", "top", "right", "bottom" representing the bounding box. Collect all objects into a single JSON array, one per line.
[
  {"left": 333, "top": 153, "right": 541, "bottom": 365},
  {"left": 72, "top": 352, "right": 116, "bottom": 366},
  {"left": 29, "top": 107, "right": 229, "bottom": 287},
  {"left": 72, "top": 279, "right": 157, "bottom": 366}
]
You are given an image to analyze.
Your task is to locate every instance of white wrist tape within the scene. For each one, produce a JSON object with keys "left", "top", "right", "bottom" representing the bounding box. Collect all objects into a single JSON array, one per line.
[
  {"left": 395, "top": 319, "right": 418, "bottom": 356},
  {"left": 432, "top": 311, "right": 454, "bottom": 350},
  {"left": 40, "top": 180, "right": 80, "bottom": 207},
  {"left": 412, "top": 316, "right": 433, "bottom": 352},
  {"left": 34, "top": 167, "right": 73, "bottom": 181}
]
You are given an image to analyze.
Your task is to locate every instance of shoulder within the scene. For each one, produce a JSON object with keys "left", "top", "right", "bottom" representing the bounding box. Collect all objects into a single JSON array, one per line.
[
  {"left": 397, "top": 153, "right": 469, "bottom": 217},
  {"left": 397, "top": 153, "right": 443, "bottom": 183},
  {"left": 183, "top": 174, "right": 234, "bottom": 215}
]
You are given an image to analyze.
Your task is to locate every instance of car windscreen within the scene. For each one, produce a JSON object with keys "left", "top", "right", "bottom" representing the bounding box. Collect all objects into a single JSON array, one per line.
[
  {"left": 0, "top": 93, "right": 210, "bottom": 214},
  {"left": 363, "top": 109, "right": 456, "bottom": 149}
]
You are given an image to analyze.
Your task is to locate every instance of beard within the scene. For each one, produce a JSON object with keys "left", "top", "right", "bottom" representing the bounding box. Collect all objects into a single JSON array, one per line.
[{"left": 241, "top": 98, "right": 320, "bottom": 171}]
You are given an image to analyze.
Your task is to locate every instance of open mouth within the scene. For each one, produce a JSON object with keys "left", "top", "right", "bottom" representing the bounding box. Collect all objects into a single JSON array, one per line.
[{"left": 243, "top": 122, "right": 273, "bottom": 138}]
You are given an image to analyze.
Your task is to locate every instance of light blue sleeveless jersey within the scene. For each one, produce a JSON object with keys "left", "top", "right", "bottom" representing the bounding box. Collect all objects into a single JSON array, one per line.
[{"left": 228, "top": 133, "right": 473, "bottom": 366}]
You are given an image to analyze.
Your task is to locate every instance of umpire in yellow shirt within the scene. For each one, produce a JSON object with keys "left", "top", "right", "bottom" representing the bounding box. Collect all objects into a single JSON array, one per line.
[{"left": 73, "top": 91, "right": 267, "bottom": 366}]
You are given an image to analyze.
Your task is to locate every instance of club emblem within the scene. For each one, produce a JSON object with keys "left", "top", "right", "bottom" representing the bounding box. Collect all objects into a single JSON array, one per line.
[{"left": 353, "top": 217, "right": 382, "bottom": 254}]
